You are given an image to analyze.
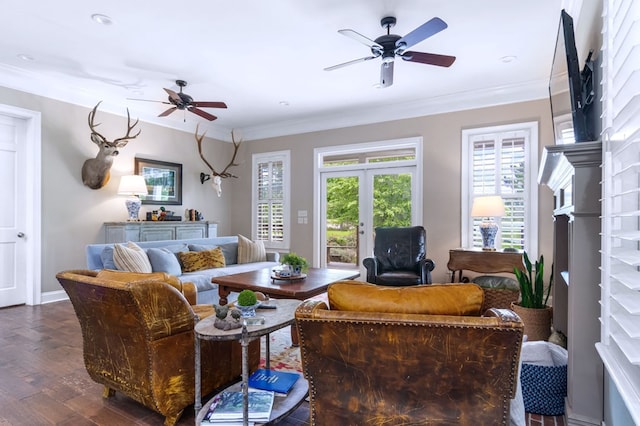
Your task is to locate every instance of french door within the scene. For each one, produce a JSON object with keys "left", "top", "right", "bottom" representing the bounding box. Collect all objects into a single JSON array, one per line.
[{"left": 319, "top": 166, "right": 418, "bottom": 275}]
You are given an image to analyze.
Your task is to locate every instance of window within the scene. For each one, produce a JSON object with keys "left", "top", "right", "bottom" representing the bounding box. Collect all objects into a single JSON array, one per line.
[
  {"left": 461, "top": 122, "right": 538, "bottom": 255},
  {"left": 252, "top": 151, "right": 290, "bottom": 249}
]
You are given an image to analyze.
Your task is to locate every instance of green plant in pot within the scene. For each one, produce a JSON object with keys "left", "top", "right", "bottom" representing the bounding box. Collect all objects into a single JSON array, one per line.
[
  {"left": 236, "top": 289, "right": 259, "bottom": 317},
  {"left": 512, "top": 251, "right": 554, "bottom": 341},
  {"left": 281, "top": 252, "right": 309, "bottom": 275}
]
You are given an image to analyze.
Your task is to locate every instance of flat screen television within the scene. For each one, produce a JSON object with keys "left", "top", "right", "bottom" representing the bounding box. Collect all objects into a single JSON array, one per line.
[{"left": 549, "top": 9, "right": 598, "bottom": 144}]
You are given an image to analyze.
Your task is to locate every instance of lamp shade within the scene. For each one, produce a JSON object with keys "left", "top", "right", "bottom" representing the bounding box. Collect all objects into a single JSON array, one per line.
[
  {"left": 471, "top": 195, "right": 505, "bottom": 218},
  {"left": 118, "top": 175, "right": 148, "bottom": 196}
]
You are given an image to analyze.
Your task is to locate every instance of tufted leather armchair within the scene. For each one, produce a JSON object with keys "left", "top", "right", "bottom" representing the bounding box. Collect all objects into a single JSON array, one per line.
[
  {"left": 363, "top": 226, "right": 435, "bottom": 285},
  {"left": 56, "top": 270, "right": 260, "bottom": 426},
  {"left": 295, "top": 281, "right": 524, "bottom": 425}
]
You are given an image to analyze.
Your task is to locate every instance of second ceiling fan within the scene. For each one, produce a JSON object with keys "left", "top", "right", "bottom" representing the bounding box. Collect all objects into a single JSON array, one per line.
[
  {"left": 325, "top": 16, "right": 456, "bottom": 88},
  {"left": 133, "top": 79, "right": 227, "bottom": 121}
]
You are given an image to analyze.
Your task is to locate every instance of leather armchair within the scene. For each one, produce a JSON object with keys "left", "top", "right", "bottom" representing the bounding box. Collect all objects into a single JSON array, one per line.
[
  {"left": 295, "top": 281, "right": 524, "bottom": 425},
  {"left": 56, "top": 270, "right": 260, "bottom": 426},
  {"left": 363, "top": 226, "right": 435, "bottom": 285}
]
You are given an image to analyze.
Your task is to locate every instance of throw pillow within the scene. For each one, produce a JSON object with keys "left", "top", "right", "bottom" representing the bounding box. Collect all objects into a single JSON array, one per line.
[
  {"left": 113, "top": 241, "right": 152, "bottom": 273},
  {"left": 147, "top": 247, "right": 182, "bottom": 276},
  {"left": 100, "top": 246, "right": 117, "bottom": 270},
  {"left": 190, "top": 243, "right": 239, "bottom": 265},
  {"left": 178, "top": 247, "right": 226, "bottom": 273},
  {"left": 327, "top": 281, "right": 484, "bottom": 316},
  {"left": 237, "top": 234, "right": 266, "bottom": 264}
]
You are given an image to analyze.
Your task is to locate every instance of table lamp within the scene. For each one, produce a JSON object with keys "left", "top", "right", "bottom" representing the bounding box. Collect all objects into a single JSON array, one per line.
[
  {"left": 471, "top": 195, "right": 505, "bottom": 251},
  {"left": 118, "top": 175, "right": 148, "bottom": 221}
]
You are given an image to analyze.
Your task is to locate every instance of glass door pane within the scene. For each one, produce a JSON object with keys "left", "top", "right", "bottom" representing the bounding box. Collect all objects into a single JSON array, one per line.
[{"left": 323, "top": 174, "right": 361, "bottom": 270}]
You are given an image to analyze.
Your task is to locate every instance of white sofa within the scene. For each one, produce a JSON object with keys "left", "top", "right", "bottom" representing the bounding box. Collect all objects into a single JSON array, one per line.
[{"left": 86, "top": 236, "right": 280, "bottom": 304}]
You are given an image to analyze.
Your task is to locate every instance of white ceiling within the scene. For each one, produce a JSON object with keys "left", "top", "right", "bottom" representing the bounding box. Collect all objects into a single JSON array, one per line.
[{"left": 1, "top": 1, "right": 568, "bottom": 141}]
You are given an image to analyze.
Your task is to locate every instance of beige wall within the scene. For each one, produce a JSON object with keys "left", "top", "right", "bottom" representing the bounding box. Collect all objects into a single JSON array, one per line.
[
  {"left": 1, "top": 84, "right": 554, "bottom": 294},
  {"left": 232, "top": 99, "right": 555, "bottom": 283},
  {"left": 0, "top": 86, "right": 235, "bottom": 294}
]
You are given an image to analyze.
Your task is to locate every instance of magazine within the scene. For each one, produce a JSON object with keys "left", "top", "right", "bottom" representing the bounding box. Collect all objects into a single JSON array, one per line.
[
  {"left": 203, "top": 390, "right": 274, "bottom": 422},
  {"left": 248, "top": 368, "right": 300, "bottom": 396}
]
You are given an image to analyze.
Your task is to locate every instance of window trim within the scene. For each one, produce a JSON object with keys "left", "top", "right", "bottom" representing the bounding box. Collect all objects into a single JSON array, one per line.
[
  {"left": 461, "top": 121, "right": 538, "bottom": 256},
  {"left": 251, "top": 150, "right": 291, "bottom": 250}
]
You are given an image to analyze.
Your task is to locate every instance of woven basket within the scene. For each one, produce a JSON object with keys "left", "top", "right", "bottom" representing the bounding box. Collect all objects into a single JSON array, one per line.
[
  {"left": 510, "top": 303, "right": 552, "bottom": 341},
  {"left": 521, "top": 363, "right": 567, "bottom": 415},
  {"left": 482, "top": 288, "right": 520, "bottom": 311}
]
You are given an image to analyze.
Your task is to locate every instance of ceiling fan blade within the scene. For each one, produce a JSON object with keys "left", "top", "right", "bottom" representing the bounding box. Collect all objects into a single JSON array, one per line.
[
  {"left": 401, "top": 51, "right": 456, "bottom": 67},
  {"left": 396, "top": 17, "right": 448, "bottom": 53},
  {"left": 338, "top": 29, "right": 383, "bottom": 51},
  {"left": 191, "top": 101, "right": 228, "bottom": 109},
  {"left": 127, "top": 98, "right": 171, "bottom": 104},
  {"left": 380, "top": 62, "right": 394, "bottom": 88},
  {"left": 324, "top": 56, "right": 377, "bottom": 71},
  {"left": 188, "top": 106, "right": 218, "bottom": 121},
  {"left": 163, "top": 88, "right": 182, "bottom": 103},
  {"left": 158, "top": 106, "right": 177, "bottom": 117}
]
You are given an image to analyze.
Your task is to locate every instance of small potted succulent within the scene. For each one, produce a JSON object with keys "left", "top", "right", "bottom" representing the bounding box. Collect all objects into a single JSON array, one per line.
[
  {"left": 281, "top": 252, "right": 309, "bottom": 276},
  {"left": 235, "top": 289, "right": 259, "bottom": 317}
]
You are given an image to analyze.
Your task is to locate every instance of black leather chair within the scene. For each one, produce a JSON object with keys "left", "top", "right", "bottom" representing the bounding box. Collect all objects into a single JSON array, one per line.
[{"left": 363, "top": 226, "right": 435, "bottom": 286}]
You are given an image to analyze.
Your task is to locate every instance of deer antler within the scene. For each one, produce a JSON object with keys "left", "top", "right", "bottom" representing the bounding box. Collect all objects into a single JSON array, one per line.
[
  {"left": 195, "top": 124, "right": 242, "bottom": 179},
  {"left": 87, "top": 101, "right": 141, "bottom": 148}
]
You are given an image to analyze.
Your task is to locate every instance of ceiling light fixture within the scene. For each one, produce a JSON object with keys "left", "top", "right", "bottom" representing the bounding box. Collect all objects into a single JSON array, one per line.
[
  {"left": 500, "top": 55, "right": 517, "bottom": 63},
  {"left": 17, "top": 54, "right": 34, "bottom": 61},
  {"left": 279, "top": 101, "right": 290, "bottom": 106},
  {"left": 91, "top": 14, "right": 113, "bottom": 25}
]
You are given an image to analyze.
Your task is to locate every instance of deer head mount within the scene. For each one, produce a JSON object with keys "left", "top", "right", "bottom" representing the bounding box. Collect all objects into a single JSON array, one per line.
[
  {"left": 195, "top": 124, "right": 242, "bottom": 197},
  {"left": 81, "top": 102, "right": 141, "bottom": 189}
]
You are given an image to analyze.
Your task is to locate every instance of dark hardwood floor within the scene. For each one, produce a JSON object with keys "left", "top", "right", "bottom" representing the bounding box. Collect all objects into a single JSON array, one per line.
[
  {"left": 0, "top": 300, "right": 564, "bottom": 425},
  {"left": 0, "top": 300, "right": 309, "bottom": 425}
]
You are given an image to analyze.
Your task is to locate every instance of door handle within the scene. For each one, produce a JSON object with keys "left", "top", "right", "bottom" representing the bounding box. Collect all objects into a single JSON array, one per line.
[{"left": 17, "top": 232, "right": 25, "bottom": 238}]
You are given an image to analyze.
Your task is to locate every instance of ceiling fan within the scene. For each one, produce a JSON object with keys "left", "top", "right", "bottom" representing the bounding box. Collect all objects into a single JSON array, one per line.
[
  {"left": 325, "top": 16, "right": 456, "bottom": 88},
  {"left": 131, "top": 79, "right": 227, "bottom": 121}
]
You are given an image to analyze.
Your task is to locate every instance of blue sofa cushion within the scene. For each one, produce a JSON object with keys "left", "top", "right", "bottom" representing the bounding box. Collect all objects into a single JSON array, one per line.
[
  {"left": 147, "top": 247, "right": 185, "bottom": 276},
  {"left": 101, "top": 247, "right": 116, "bottom": 270}
]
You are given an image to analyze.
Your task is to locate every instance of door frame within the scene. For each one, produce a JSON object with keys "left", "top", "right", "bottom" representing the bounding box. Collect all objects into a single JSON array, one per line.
[
  {"left": 313, "top": 137, "right": 423, "bottom": 269},
  {"left": 0, "top": 104, "right": 42, "bottom": 305}
]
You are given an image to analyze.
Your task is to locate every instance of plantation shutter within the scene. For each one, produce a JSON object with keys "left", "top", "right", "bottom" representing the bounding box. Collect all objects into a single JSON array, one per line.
[
  {"left": 597, "top": 0, "right": 640, "bottom": 421},
  {"left": 256, "top": 159, "right": 284, "bottom": 243},
  {"left": 470, "top": 133, "right": 527, "bottom": 250}
]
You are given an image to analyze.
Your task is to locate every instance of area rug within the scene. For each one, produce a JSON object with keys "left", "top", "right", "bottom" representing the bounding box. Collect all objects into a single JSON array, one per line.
[{"left": 259, "top": 325, "right": 302, "bottom": 372}]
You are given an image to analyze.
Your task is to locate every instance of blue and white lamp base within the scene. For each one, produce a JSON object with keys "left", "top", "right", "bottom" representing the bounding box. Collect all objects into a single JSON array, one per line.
[
  {"left": 480, "top": 221, "right": 498, "bottom": 251},
  {"left": 125, "top": 197, "right": 142, "bottom": 221}
]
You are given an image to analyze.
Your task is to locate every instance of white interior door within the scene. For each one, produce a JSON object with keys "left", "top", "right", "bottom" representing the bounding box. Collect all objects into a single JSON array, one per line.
[
  {"left": 0, "top": 105, "right": 40, "bottom": 307},
  {"left": 0, "top": 114, "right": 27, "bottom": 307}
]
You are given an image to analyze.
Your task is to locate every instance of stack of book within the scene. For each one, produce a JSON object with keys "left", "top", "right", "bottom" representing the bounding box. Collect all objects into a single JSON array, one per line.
[
  {"left": 202, "top": 390, "right": 274, "bottom": 425},
  {"left": 248, "top": 368, "right": 300, "bottom": 396}
]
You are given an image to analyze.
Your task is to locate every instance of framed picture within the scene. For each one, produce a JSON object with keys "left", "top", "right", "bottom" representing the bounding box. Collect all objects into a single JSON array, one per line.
[{"left": 134, "top": 158, "right": 182, "bottom": 205}]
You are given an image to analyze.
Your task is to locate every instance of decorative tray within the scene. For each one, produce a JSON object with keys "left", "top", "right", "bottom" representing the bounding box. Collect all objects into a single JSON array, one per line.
[{"left": 271, "top": 272, "right": 307, "bottom": 282}]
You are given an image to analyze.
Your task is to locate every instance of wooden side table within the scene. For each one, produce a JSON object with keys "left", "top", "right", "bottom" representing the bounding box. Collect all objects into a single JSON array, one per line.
[{"left": 447, "top": 248, "right": 524, "bottom": 283}]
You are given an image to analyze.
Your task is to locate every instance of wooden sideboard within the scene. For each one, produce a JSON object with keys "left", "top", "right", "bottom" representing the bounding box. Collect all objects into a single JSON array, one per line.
[
  {"left": 447, "top": 248, "right": 524, "bottom": 282},
  {"left": 104, "top": 221, "right": 217, "bottom": 243}
]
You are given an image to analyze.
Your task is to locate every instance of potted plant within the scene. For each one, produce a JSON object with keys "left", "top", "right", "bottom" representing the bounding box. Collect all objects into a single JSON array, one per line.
[
  {"left": 281, "top": 252, "right": 309, "bottom": 276},
  {"left": 236, "top": 289, "right": 259, "bottom": 317},
  {"left": 511, "top": 251, "right": 554, "bottom": 341}
]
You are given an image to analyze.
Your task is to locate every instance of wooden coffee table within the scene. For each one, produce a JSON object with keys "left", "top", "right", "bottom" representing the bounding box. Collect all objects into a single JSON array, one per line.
[
  {"left": 214, "top": 267, "right": 360, "bottom": 345},
  {"left": 215, "top": 267, "right": 360, "bottom": 306}
]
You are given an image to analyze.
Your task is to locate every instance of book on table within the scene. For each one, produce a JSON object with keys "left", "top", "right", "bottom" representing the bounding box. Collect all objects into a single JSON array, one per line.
[
  {"left": 202, "top": 390, "right": 274, "bottom": 423},
  {"left": 248, "top": 368, "right": 300, "bottom": 396}
]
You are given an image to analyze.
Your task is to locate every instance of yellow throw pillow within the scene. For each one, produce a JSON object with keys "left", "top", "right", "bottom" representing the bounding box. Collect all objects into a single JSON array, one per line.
[
  {"left": 328, "top": 281, "right": 484, "bottom": 316},
  {"left": 237, "top": 234, "right": 266, "bottom": 264},
  {"left": 113, "top": 241, "right": 152, "bottom": 273},
  {"left": 178, "top": 247, "right": 226, "bottom": 272}
]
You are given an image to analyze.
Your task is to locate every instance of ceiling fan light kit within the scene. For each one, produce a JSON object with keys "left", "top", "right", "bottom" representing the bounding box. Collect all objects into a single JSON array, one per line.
[{"left": 325, "top": 16, "right": 456, "bottom": 88}]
